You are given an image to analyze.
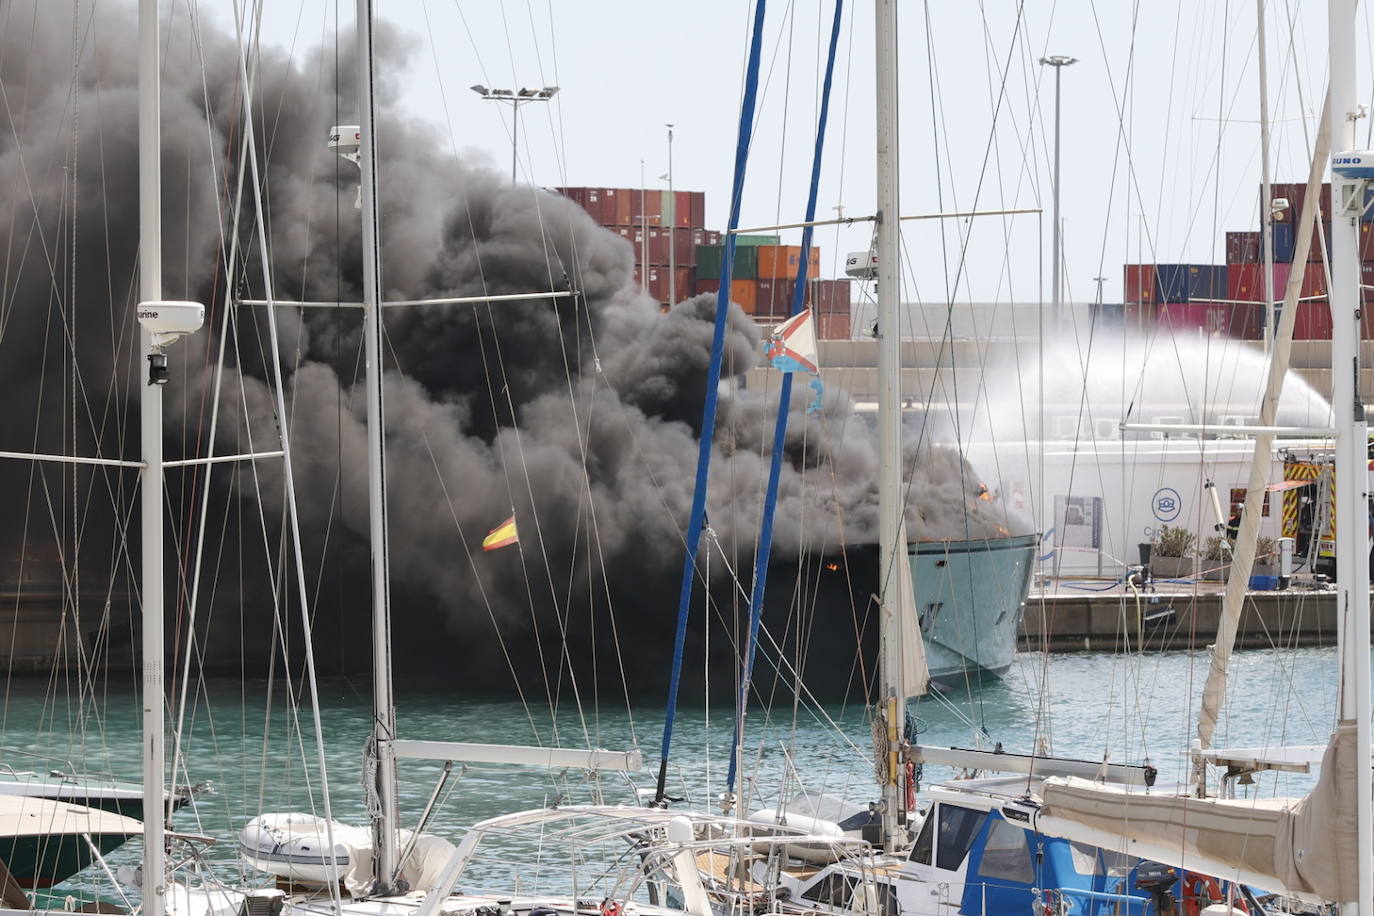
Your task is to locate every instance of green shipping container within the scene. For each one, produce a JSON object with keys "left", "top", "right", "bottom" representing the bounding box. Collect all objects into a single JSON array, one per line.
[
  {"left": 696, "top": 245, "right": 758, "bottom": 281},
  {"left": 734, "top": 234, "right": 781, "bottom": 246}
]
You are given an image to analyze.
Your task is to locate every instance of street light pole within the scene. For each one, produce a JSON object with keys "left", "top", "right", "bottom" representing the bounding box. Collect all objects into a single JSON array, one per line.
[
  {"left": 667, "top": 123, "right": 676, "bottom": 305},
  {"left": 1039, "top": 55, "right": 1076, "bottom": 329},
  {"left": 470, "top": 84, "right": 560, "bottom": 184}
]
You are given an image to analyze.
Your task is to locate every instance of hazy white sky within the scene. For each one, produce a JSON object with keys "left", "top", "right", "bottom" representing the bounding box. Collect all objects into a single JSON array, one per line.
[{"left": 232, "top": 1, "right": 1367, "bottom": 306}]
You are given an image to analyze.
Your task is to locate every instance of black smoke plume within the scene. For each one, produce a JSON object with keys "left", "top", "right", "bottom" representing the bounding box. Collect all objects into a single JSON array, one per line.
[{"left": 0, "top": 2, "right": 1025, "bottom": 699}]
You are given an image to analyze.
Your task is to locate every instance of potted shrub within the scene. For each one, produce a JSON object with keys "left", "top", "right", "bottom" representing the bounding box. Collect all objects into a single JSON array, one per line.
[
  {"left": 1151, "top": 525, "right": 1197, "bottom": 579},
  {"left": 1200, "top": 535, "right": 1230, "bottom": 581},
  {"left": 1253, "top": 536, "right": 1278, "bottom": 577}
]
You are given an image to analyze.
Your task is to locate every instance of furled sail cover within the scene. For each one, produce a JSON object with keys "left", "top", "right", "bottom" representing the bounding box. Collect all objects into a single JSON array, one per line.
[
  {"left": 1040, "top": 722, "right": 1357, "bottom": 902},
  {"left": 896, "top": 523, "right": 929, "bottom": 697}
]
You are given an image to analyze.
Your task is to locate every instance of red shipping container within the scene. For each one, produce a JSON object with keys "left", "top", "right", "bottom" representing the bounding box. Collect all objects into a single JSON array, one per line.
[
  {"left": 559, "top": 186, "right": 585, "bottom": 215},
  {"left": 1124, "top": 303, "right": 1156, "bottom": 331},
  {"left": 1228, "top": 262, "right": 1292, "bottom": 303},
  {"left": 756, "top": 279, "right": 814, "bottom": 317},
  {"left": 1227, "top": 303, "right": 1264, "bottom": 339},
  {"left": 667, "top": 268, "right": 693, "bottom": 303},
  {"left": 1159, "top": 302, "right": 1229, "bottom": 335},
  {"left": 596, "top": 188, "right": 615, "bottom": 224},
  {"left": 1267, "top": 182, "right": 1331, "bottom": 223},
  {"left": 669, "top": 191, "right": 692, "bottom": 228},
  {"left": 636, "top": 189, "right": 662, "bottom": 224},
  {"left": 689, "top": 191, "right": 706, "bottom": 228},
  {"left": 755, "top": 279, "right": 785, "bottom": 317},
  {"left": 644, "top": 227, "right": 671, "bottom": 265},
  {"left": 814, "top": 279, "right": 852, "bottom": 313},
  {"left": 636, "top": 266, "right": 692, "bottom": 304},
  {"left": 609, "top": 188, "right": 632, "bottom": 226},
  {"left": 1294, "top": 300, "right": 1333, "bottom": 339},
  {"left": 1124, "top": 264, "right": 1156, "bottom": 304},
  {"left": 563, "top": 187, "right": 606, "bottom": 223},
  {"left": 1359, "top": 223, "right": 1374, "bottom": 260},
  {"left": 816, "top": 313, "right": 851, "bottom": 340},
  {"left": 610, "top": 225, "right": 635, "bottom": 260},
  {"left": 674, "top": 228, "right": 702, "bottom": 266},
  {"left": 1298, "top": 261, "right": 1327, "bottom": 299},
  {"left": 696, "top": 277, "right": 722, "bottom": 296},
  {"left": 703, "top": 230, "right": 723, "bottom": 246},
  {"left": 1308, "top": 223, "right": 1333, "bottom": 262},
  {"left": 1225, "top": 231, "right": 1260, "bottom": 264},
  {"left": 1363, "top": 263, "right": 1374, "bottom": 337}
]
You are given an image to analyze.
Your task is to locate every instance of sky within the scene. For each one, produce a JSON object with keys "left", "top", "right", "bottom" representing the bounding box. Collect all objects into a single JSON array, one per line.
[{"left": 226, "top": 1, "right": 1366, "bottom": 307}]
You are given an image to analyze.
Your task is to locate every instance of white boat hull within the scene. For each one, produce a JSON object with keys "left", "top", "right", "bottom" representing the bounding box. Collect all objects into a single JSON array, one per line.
[{"left": 910, "top": 533, "right": 1038, "bottom": 687}]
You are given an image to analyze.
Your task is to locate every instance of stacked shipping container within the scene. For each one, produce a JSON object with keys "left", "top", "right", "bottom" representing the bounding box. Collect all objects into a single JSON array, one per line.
[
  {"left": 559, "top": 186, "right": 854, "bottom": 338},
  {"left": 559, "top": 187, "right": 708, "bottom": 305},
  {"left": 1125, "top": 180, "right": 1374, "bottom": 341}
]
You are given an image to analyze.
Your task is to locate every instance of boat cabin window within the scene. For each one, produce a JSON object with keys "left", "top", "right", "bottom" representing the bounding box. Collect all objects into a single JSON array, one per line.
[
  {"left": 935, "top": 804, "right": 985, "bottom": 871},
  {"left": 977, "top": 818, "right": 1034, "bottom": 884},
  {"left": 1068, "top": 842, "right": 1137, "bottom": 879},
  {"left": 801, "top": 873, "right": 896, "bottom": 916},
  {"left": 1068, "top": 841, "right": 1100, "bottom": 876},
  {"left": 910, "top": 809, "right": 934, "bottom": 865},
  {"left": 801, "top": 872, "right": 856, "bottom": 907}
]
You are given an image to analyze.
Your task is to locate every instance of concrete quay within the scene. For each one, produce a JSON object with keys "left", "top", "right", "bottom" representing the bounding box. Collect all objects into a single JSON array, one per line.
[{"left": 1021, "top": 578, "right": 1340, "bottom": 653}]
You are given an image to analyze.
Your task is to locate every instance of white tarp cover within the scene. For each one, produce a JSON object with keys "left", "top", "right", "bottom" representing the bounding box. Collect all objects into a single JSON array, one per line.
[
  {"left": 337, "top": 829, "right": 458, "bottom": 895},
  {"left": 1040, "top": 722, "right": 1358, "bottom": 902}
]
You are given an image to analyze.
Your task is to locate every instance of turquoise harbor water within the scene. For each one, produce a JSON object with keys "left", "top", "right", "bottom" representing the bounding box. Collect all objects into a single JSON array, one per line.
[{"left": 0, "top": 647, "right": 1345, "bottom": 896}]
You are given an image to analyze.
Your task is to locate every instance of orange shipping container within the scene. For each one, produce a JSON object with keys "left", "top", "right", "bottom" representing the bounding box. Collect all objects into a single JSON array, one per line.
[
  {"left": 730, "top": 279, "right": 758, "bottom": 312},
  {"left": 756, "top": 245, "right": 822, "bottom": 279}
]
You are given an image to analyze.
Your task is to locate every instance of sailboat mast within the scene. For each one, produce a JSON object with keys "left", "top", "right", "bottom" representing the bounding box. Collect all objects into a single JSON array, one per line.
[
  {"left": 1328, "top": 1, "right": 1372, "bottom": 913},
  {"left": 137, "top": 1, "right": 167, "bottom": 914},
  {"left": 355, "top": 0, "right": 400, "bottom": 891},
  {"left": 874, "top": 0, "right": 907, "bottom": 851},
  {"left": 1257, "top": 0, "right": 1276, "bottom": 350}
]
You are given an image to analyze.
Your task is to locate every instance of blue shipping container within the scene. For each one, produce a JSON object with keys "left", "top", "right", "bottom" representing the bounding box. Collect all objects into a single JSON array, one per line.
[
  {"left": 1272, "top": 223, "right": 1296, "bottom": 261},
  {"left": 1154, "top": 264, "right": 1228, "bottom": 303}
]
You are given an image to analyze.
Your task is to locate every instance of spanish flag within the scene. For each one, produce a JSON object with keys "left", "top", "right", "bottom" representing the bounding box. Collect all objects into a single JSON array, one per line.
[{"left": 482, "top": 514, "right": 519, "bottom": 551}]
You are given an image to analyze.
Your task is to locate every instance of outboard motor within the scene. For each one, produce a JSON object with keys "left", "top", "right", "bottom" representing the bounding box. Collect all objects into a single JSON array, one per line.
[{"left": 1134, "top": 861, "right": 1179, "bottom": 916}]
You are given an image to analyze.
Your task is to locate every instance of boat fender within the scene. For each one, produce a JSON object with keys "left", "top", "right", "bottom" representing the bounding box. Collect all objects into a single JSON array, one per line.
[
  {"left": 529, "top": 908, "right": 558, "bottom": 916},
  {"left": 904, "top": 761, "right": 917, "bottom": 810},
  {"left": 600, "top": 898, "right": 623, "bottom": 916}
]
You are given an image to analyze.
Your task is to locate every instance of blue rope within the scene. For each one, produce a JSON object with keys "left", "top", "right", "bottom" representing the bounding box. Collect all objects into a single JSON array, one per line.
[
  {"left": 727, "top": 0, "right": 846, "bottom": 795},
  {"left": 654, "top": 0, "right": 769, "bottom": 804}
]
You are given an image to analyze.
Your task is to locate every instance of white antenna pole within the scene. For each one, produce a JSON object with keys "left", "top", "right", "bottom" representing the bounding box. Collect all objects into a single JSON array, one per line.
[
  {"left": 355, "top": 0, "right": 399, "bottom": 892},
  {"left": 1257, "top": 0, "right": 1276, "bottom": 350},
  {"left": 874, "top": 0, "right": 906, "bottom": 852},
  {"left": 137, "top": 1, "right": 166, "bottom": 914},
  {"left": 1330, "top": 0, "right": 1372, "bottom": 912}
]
